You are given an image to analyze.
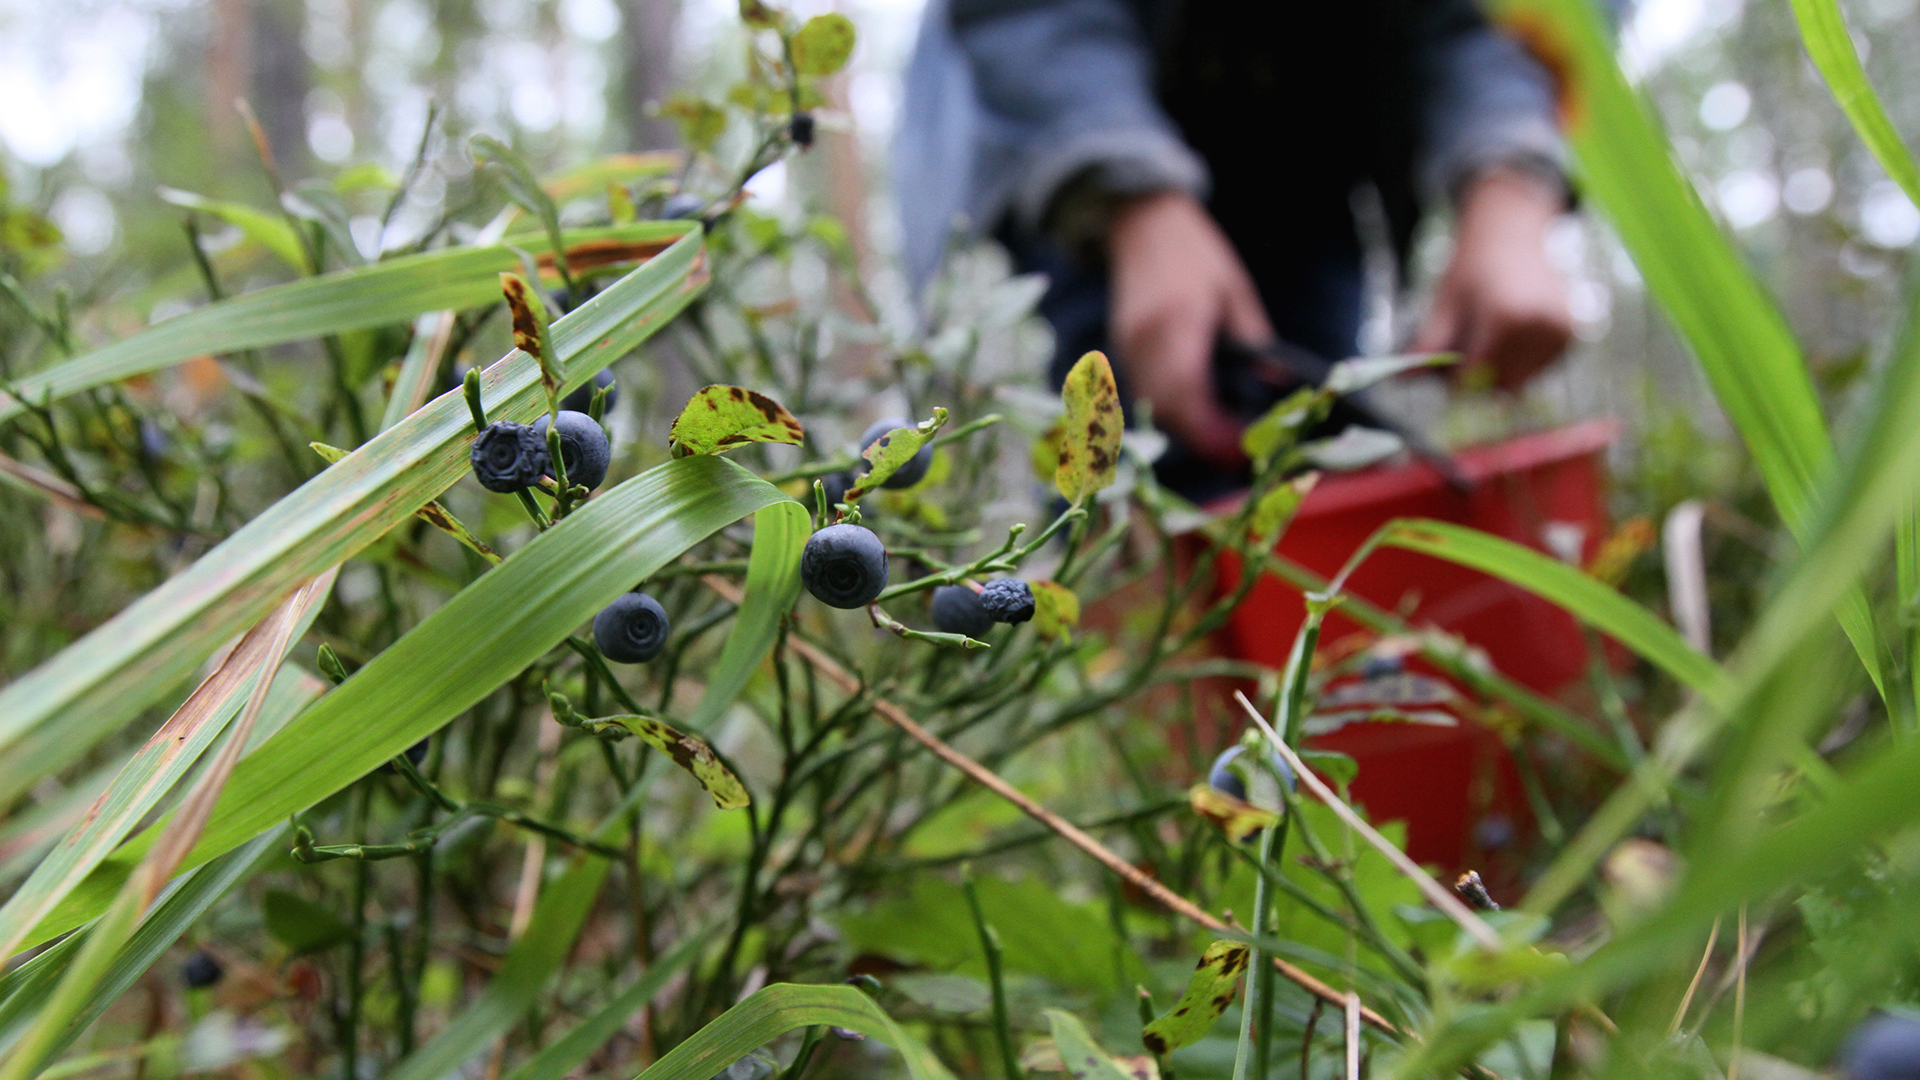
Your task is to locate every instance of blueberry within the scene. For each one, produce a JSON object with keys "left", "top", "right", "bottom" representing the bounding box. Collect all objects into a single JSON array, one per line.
[
  {"left": 931, "top": 585, "right": 993, "bottom": 638},
  {"left": 789, "top": 112, "right": 815, "bottom": 148},
  {"left": 1207, "top": 745, "right": 1296, "bottom": 802},
  {"left": 470, "top": 421, "right": 551, "bottom": 493},
  {"left": 377, "top": 738, "right": 430, "bottom": 776},
  {"left": 594, "top": 592, "right": 670, "bottom": 663},
  {"left": 978, "top": 579, "right": 1035, "bottom": 624},
  {"left": 859, "top": 418, "right": 932, "bottom": 490},
  {"left": 821, "top": 470, "right": 855, "bottom": 511},
  {"left": 661, "top": 192, "right": 705, "bottom": 220},
  {"left": 713, "top": 1056, "right": 773, "bottom": 1080},
  {"left": 1842, "top": 1012, "right": 1920, "bottom": 1079},
  {"left": 561, "top": 370, "right": 618, "bottom": 415},
  {"left": 182, "top": 949, "right": 223, "bottom": 989},
  {"left": 800, "top": 524, "right": 889, "bottom": 609},
  {"left": 532, "top": 410, "right": 611, "bottom": 491},
  {"left": 1360, "top": 653, "right": 1405, "bottom": 679}
]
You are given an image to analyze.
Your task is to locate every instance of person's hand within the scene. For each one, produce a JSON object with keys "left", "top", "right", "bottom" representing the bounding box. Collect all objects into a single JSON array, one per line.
[
  {"left": 1107, "top": 190, "right": 1273, "bottom": 466},
  {"left": 1412, "top": 167, "right": 1574, "bottom": 391}
]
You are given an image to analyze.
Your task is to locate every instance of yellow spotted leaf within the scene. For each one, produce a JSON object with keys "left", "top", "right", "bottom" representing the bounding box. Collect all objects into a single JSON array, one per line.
[
  {"left": 1189, "top": 784, "right": 1279, "bottom": 844},
  {"left": 1055, "top": 351, "right": 1122, "bottom": 506},
  {"left": 668, "top": 385, "right": 806, "bottom": 457},
  {"left": 604, "top": 714, "right": 749, "bottom": 809},
  {"left": 1032, "top": 580, "right": 1080, "bottom": 642},
  {"left": 1140, "top": 940, "right": 1252, "bottom": 1055}
]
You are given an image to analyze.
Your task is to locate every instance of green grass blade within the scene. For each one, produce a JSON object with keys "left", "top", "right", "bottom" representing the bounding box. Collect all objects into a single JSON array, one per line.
[
  {"left": 499, "top": 932, "right": 712, "bottom": 1080},
  {"left": 1788, "top": 0, "right": 1920, "bottom": 208},
  {"left": 1483, "top": 0, "right": 1885, "bottom": 697},
  {"left": 632, "top": 984, "right": 955, "bottom": 1080},
  {"left": 385, "top": 852, "right": 612, "bottom": 1080},
  {"left": 157, "top": 187, "right": 311, "bottom": 273},
  {"left": 0, "top": 222, "right": 691, "bottom": 425},
  {"left": 0, "top": 829, "right": 284, "bottom": 1067},
  {"left": 0, "top": 585, "right": 328, "bottom": 967},
  {"left": 0, "top": 230, "right": 708, "bottom": 805},
  {"left": 380, "top": 311, "right": 456, "bottom": 432},
  {"left": 1369, "top": 519, "right": 1728, "bottom": 701},
  {"left": 24, "top": 454, "right": 785, "bottom": 952},
  {"left": 687, "top": 500, "right": 808, "bottom": 729}
]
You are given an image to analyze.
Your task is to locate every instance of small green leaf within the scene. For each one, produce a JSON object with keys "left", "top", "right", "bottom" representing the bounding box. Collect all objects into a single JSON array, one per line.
[
  {"left": 262, "top": 888, "right": 352, "bottom": 953},
  {"left": 1140, "top": 940, "right": 1251, "bottom": 1055},
  {"left": 1055, "top": 351, "right": 1122, "bottom": 505},
  {"left": 309, "top": 441, "right": 348, "bottom": 464},
  {"left": 604, "top": 714, "right": 750, "bottom": 809},
  {"left": 1044, "top": 1009, "right": 1151, "bottom": 1080},
  {"left": 1241, "top": 386, "right": 1320, "bottom": 468},
  {"left": 659, "top": 96, "right": 729, "bottom": 153},
  {"left": 159, "top": 187, "right": 309, "bottom": 273},
  {"left": 1188, "top": 785, "right": 1279, "bottom": 844},
  {"left": 1299, "top": 748, "right": 1359, "bottom": 787},
  {"left": 847, "top": 410, "right": 947, "bottom": 499},
  {"left": 332, "top": 162, "right": 398, "bottom": 194},
  {"left": 471, "top": 135, "right": 570, "bottom": 280},
  {"left": 1249, "top": 473, "right": 1316, "bottom": 544},
  {"left": 738, "top": 0, "right": 781, "bottom": 27},
  {"left": 668, "top": 385, "right": 806, "bottom": 457},
  {"left": 791, "top": 13, "right": 856, "bottom": 75},
  {"left": 1031, "top": 580, "right": 1080, "bottom": 643},
  {"left": 1302, "top": 426, "right": 1403, "bottom": 471},
  {"left": 1323, "top": 352, "right": 1454, "bottom": 395}
]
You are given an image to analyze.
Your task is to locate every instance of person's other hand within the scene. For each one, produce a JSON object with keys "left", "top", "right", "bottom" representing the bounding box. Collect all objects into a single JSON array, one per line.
[
  {"left": 1107, "top": 191, "right": 1273, "bottom": 466},
  {"left": 1412, "top": 167, "right": 1574, "bottom": 391}
]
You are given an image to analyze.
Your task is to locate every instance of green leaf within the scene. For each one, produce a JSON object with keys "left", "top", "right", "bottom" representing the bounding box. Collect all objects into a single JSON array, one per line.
[
  {"left": 687, "top": 500, "right": 809, "bottom": 728},
  {"left": 1370, "top": 519, "right": 1727, "bottom": 703},
  {"left": 1043, "top": 1009, "right": 1147, "bottom": 1080},
  {"left": 1031, "top": 579, "right": 1080, "bottom": 643},
  {"left": 387, "top": 852, "right": 611, "bottom": 1080},
  {"left": 1788, "top": 0, "right": 1920, "bottom": 209},
  {"left": 667, "top": 385, "right": 806, "bottom": 457},
  {"left": 605, "top": 714, "right": 751, "bottom": 809},
  {"left": 633, "top": 983, "right": 954, "bottom": 1080},
  {"left": 1241, "top": 386, "right": 1320, "bottom": 469},
  {"left": 1322, "top": 352, "right": 1454, "bottom": 395},
  {"left": 261, "top": 888, "right": 352, "bottom": 953},
  {"left": 23, "top": 455, "right": 785, "bottom": 953},
  {"left": 847, "top": 410, "right": 946, "bottom": 499},
  {"left": 158, "top": 187, "right": 309, "bottom": 273},
  {"left": 379, "top": 311, "right": 456, "bottom": 432},
  {"left": 1055, "top": 351, "right": 1122, "bottom": 505},
  {"left": 499, "top": 931, "right": 713, "bottom": 1080},
  {"left": 790, "top": 13, "right": 856, "bottom": 75},
  {"left": 1249, "top": 473, "right": 1316, "bottom": 545},
  {"left": 471, "top": 134, "right": 572, "bottom": 284},
  {"left": 332, "top": 162, "right": 398, "bottom": 194},
  {"left": 1481, "top": 0, "right": 1884, "bottom": 696},
  {"left": 0, "top": 222, "right": 690, "bottom": 426},
  {"left": 1299, "top": 748, "right": 1359, "bottom": 787},
  {"left": 658, "top": 96, "right": 729, "bottom": 153},
  {"left": 1141, "top": 940, "right": 1251, "bottom": 1055},
  {"left": 0, "top": 228, "right": 707, "bottom": 808}
]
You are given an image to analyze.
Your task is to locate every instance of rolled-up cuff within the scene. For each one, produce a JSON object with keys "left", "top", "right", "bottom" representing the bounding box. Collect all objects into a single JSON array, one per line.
[{"left": 1015, "top": 126, "right": 1209, "bottom": 250}]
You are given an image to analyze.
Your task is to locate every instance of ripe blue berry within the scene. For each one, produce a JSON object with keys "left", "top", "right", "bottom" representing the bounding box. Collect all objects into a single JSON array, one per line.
[
  {"left": 661, "top": 192, "right": 705, "bottom": 220},
  {"left": 470, "top": 421, "right": 550, "bottom": 493},
  {"left": 1843, "top": 1012, "right": 1920, "bottom": 1080},
  {"left": 1207, "top": 745, "right": 1296, "bottom": 802},
  {"left": 978, "top": 579, "right": 1035, "bottom": 624},
  {"left": 821, "top": 470, "right": 857, "bottom": 513},
  {"left": 789, "top": 113, "right": 816, "bottom": 148},
  {"left": 800, "top": 524, "right": 889, "bottom": 608},
  {"left": 931, "top": 585, "right": 993, "bottom": 638},
  {"left": 561, "top": 370, "right": 618, "bottom": 415},
  {"left": 859, "top": 418, "right": 932, "bottom": 490},
  {"left": 594, "top": 592, "right": 670, "bottom": 663},
  {"left": 532, "top": 410, "right": 611, "bottom": 491},
  {"left": 182, "top": 949, "right": 223, "bottom": 989}
]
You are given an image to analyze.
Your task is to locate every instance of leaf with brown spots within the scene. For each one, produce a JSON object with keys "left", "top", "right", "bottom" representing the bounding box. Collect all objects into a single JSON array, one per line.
[
  {"left": 1140, "top": 940, "right": 1250, "bottom": 1055},
  {"left": 1043, "top": 1009, "right": 1154, "bottom": 1080},
  {"left": 604, "top": 713, "right": 750, "bottom": 809},
  {"left": 1055, "top": 351, "right": 1121, "bottom": 506},
  {"left": 500, "top": 272, "right": 560, "bottom": 404},
  {"left": 1189, "top": 784, "right": 1280, "bottom": 845},
  {"left": 668, "top": 384, "right": 806, "bottom": 458},
  {"left": 845, "top": 409, "right": 947, "bottom": 500}
]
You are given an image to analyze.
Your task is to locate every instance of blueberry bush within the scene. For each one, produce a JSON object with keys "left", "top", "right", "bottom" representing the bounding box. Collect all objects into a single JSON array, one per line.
[{"left": 0, "top": 0, "right": 1918, "bottom": 1078}]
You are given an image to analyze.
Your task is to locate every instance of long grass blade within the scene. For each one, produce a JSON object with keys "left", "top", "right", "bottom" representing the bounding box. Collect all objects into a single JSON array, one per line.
[
  {"left": 1787, "top": 0, "right": 1920, "bottom": 208},
  {"left": 499, "top": 932, "right": 712, "bottom": 1080},
  {"left": 687, "top": 500, "right": 808, "bottom": 729},
  {"left": 631, "top": 984, "right": 955, "bottom": 1080},
  {"left": 0, "top": 229, "right": 709, "bottom": 804},
  {"left": 25, "top": 455, "right": 784, "bottom": 953}
]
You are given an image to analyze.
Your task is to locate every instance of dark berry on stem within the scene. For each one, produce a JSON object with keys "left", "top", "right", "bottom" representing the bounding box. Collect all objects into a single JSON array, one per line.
[
  {"left": 978, "top": 579, "right": 1035, "bottom": 624},
  {"left": 561, "top": 369, "right": 618, "bottom": 414},
  {"left": 859, "top": 417, "right": 932, "bottom": 490},
  {"left": 821, "top": 470, "right": 855, "bottom": 511},
  {"left": 533, "top": 410, "right": 611, "bottom": 490},
  {"left": 661, "top": 192, "right": 705, "bottom": 220},
  {"left": 594, "top": 592, "right": 671, "bottom": 663},
  {"left": 183, "top": 950, "right": 223, "bottom": 989},
  {"left": 470, "top": 421, "right": 550, "bottom": 493},
  {"left": 1842, "top": 1012, "right": 1920, "bottom": 1080},
  {"left": 800, "top": 524, "right": 889, "bottom": 609},
  {"left": 789, "top": 112, "right": 815, "bottom": 148},
  {"left": 931, "top": 585, "right": 993, "bottom": 638}
]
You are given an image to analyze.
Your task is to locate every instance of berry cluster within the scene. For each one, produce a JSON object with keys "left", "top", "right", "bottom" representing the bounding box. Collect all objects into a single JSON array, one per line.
[{"left": 468, "top": 409, "right": 611, "bottom": 494}]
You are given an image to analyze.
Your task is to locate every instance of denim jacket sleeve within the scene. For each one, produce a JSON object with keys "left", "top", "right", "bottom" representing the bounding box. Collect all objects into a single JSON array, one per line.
[{"left": 1416, "top": 0, "right": 1569, "bottom": 205}]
